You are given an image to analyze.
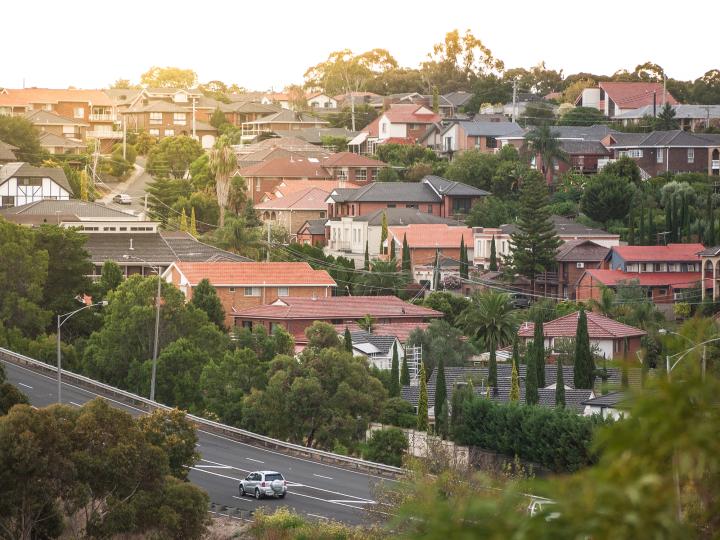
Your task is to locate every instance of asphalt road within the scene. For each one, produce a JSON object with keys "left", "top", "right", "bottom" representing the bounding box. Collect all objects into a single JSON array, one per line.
[
  {"left": 2, "top": 360, "right": 396, "bottom": 525},
  {"left": 100, "top": 157, "right": 155, "bottom": 215}
]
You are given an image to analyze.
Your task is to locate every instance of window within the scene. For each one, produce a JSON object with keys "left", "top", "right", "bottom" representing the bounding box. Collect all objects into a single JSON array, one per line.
[
  {"left": 444, "top": 136, "right": 453, "bottom": 151},
  {"left": 241, "top": 320, "right": 253, "bottom": 329},
  {"left": 387, "top": 204, "right": 396, "bottom": 208},
  {"left": 73, "top": 107, "right": 84, "bottom": 119},
  {"left": 278, "top": 287, "right": 289, "bottom": 297},
  {"left": 381, "top": 122, "right": 387, "bottom": 135},
  {"left": 337, "top": 168, "right": 348, "bottom": 180},
  {"left": 688, "top": 148, "right": 694, "bottom": 163},
  {"left": 620, "top": 149, "right": 643, "bottom": 158},
  {"left": 19, "top": 177, "right": 42, "bottom": 186},
  {"left": 406, "top": 204, "right": 418, "bottom": 209},
  {"left": 1, "top": 196, "right": 15, "bottom": 208},
  {"left": 356, "top": 168, "right": 367, "bottom": 181},
  {"left": 452, "top": 198, "right": 472, "bottom": 214},
  {"left": 164, "top": 129, "right": 174, "bottom": 136},
  {"left": 149, "top": 112, "right": 162, "bottom": 125},
  {"left": 173, "top": 112, "right": 186, "bottom": 125},
  {"left": 228, "top": 287, "right": 236, "bottom": 293},
  {"left": 657, "top": 150, "right": 664, "bottom": 164},
  {"left": 427, "top": 205, "right": 433, "bottom": 213},
  {"left": 244, "top": 287, "right": 261, "bottom": 297},
  {"left": 149, "top": 128, "right": 160, "bottom": 136},
  {"left": 319, "top": 211, "right": 326, "bottom": 218},
  {"left": 486, "top": 136, "right": 497, "bottom": 149}
]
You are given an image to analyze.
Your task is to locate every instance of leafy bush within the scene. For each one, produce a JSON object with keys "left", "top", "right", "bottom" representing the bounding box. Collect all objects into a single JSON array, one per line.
[
  {"left": 365, "top": 427, "right": 408, "bottom": 467},
  {"left": 380, "top": 397, "right": 416, "bottom": 428}
]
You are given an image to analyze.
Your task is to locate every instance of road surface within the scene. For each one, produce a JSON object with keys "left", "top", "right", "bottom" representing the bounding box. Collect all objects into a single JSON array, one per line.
[
  {"left": 2, "top": 360, "right": 395, "bottom": 525},
  {"left": 99, "top": 157, "right": 155, "bottom": 215}
]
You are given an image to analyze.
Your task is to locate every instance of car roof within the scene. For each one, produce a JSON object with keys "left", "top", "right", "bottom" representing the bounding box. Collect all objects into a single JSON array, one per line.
[{"left": 253, "top": 470, "right": 282, "bottom": 475}]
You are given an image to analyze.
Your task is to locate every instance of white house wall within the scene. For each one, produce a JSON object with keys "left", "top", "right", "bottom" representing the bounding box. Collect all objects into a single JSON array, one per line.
[{"left": 0, "top": 177, "right": 70, "bottom": 206}]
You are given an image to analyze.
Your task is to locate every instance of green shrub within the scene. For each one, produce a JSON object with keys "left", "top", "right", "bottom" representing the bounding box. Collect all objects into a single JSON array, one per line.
[{"left": 365, "top": 427, "right": 408, "bottom": 467}]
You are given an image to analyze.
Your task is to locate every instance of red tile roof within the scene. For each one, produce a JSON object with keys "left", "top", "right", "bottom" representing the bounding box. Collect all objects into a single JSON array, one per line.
[
  {"left": 321, "top": 152, "right": 387, "bottom": 168},
  {"left": 255, "top": 187, "right": 329, "bottom": 210},
  {"left": 612, "top": 243, "right": 703, "bottom": 262},
  {"left": 232, "top": 296, "right": 443, "bottom": 320},
  {"left": 581, "top": 269, "right": 705, "bottom": 289},
  {"left": 0, "top": 88, "right": 113, "bottom": 107},
  {"left": 383, "top": 104, "right": 441, "bottom": 124},
  {"left": 363, "top": 116, "right": 381, "bottom": 137},
  {"left": 388, "top": 224, "right": 473, "bottom": 249},
  {"left": 599, "top": 82, "right": 678, "bottom": 109},
  {"left": 333, "top": 322, "right": 430, "bottom": 342},
  {"left": 518, "top": 311, "right": 646, "bottom": 339},
  {"left": 263, "top": 179, "right": 361, "bottom": 201},
  {"left": 238, "top": 155, "right": 333, "bottom": 179},
  {"left": 171, "top": 261, "right": 336, "bottom": 287}
]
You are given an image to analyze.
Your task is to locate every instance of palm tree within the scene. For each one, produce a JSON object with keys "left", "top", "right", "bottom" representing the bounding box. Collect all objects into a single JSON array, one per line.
[
  {"left": 360, "top": 259, "right": 407, "bottom": 296},
  {"left": 459, "top": 290, "right": 517, "bottom": 354},
  {"left": 209, "top": 136, "right": 238, "bottom": 227},
  {"left": 208, "top": 216, "right": 262, "bottom": 259},
  {"left": 526, "top": 125, "right": 567, "bottom": 184},
  {"left": 587, "top": 286, "right": 616, "bottom": 318}
]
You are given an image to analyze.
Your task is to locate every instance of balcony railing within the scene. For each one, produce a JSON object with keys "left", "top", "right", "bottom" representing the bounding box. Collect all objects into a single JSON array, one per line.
[
  {"left": 87, "top": 130, "right": 122, "bottom": 139},
  {"left": 89, "top": 113, "right": 117, "bottom": 122},
  {"left": 329, "top": 240, "right": 352, "bottom": 252}
]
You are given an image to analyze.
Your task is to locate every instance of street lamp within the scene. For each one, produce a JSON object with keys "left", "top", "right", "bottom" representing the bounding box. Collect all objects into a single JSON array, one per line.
[
  {"left": 122, "top": 253, "right": 162, "bottom": 401},
  {"left": 57, "top": 300, "right": 107, "bottom": 403},
  {"left": 658, "top": 329, "right": 716, "bottom": 380}
]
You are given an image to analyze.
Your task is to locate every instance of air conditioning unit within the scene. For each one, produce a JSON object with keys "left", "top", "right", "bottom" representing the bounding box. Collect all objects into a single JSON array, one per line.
[{"left": 576, "top": 262, "right": 585, "bottom": 269}]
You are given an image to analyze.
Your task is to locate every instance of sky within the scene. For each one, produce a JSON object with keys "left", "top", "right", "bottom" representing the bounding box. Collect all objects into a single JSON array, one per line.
[{"left": 2, "top": 0, "right": 718, "bottom": 91}]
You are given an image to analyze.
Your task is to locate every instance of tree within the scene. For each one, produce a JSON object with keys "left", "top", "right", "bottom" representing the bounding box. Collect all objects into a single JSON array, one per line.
[
  {"left": 533, "top": 317, "right": 546, "bottom": 387},
  {"left": 344, "top": 327, "right": 353, "bottom": 352},
  {"left": 460, "top": 290, "right": 516, "bottom": 364},
  {"left": 364, "top": 240, "right": 370, "bottom": 271},
  {"left": 555, "top": 356, "right": 565, "bottom": 408},
  {"left": 361, "top": 259, "right": 407, "bottom": 296},
  {"left": 525, "top": 125, "right": 567, "bottom": 182},
  {"left": 190, "top": 206, "right": 198, "bottom": 236},
  {"left": 98, "top": 260, "right": 123, "bottom": 298},
  {"left": 520, "top": 101, "right": 556, "bottom": 127},
  {"left": 407, "top": 320, "right": 475, "bottom": 375},
  {"left": 190, "top": 278, "right": 226, "bottom": 331},
  {"left": 179, "top": 207, "right": 188, "bottom": 231},
  {"left": 206, "top": 216, "right": 261, "bottom": 258},
  {"left": 305, "top": 321, "right": 342, "bottom": 350},
  {"left": 525, "top": 339, "right": 539, "bottom": 405},
  {"left": 488, "top": 348, "right": 498, "bottom": 392},
  {"left": 389, "top": 343, "right": 400, "bottom": 398},
  {"left": 365, "top": 427, "right": 407, "bottom": 467},
  {"left": 489, "top": 235, "right": 498, "bottom": 271},
  {"left": 209, "top": 107, "right": 229, "bottom": 129},
  {"left": 401, "top": 233, "right": 411, "bottom": 274},
  {"left": 416, "top": 361, "right": 428, "bottom": 431},
  {"left": 459, "top": 235, "right": 469, "bottom": 279},
  {"left": 558, "top": 106, "right": 607, "bottom": 126},
  {"left": 389, "top": 234, "right": 396, "bottom": 260},
  {"left": 602, "top": 156, "right": 641, "bottom": 185},
  {"left": 400, "top": 352, "right": 411, "bottom": 385},
  {"left": 432, "top": 86, "right": 440, "bottom": 113},
  {"left": 654, "top": 103, "right": 679, "bottom": 130},
  {"left": 380, "top": 211, "right": 388, "bottom": 255},
  {"left": 445, "top": 149, "right": 498, "bottom": 191},
  {"left": 466, "top": 196, "right": 518, "bottom": 228},
  {"left": 434, "top": 355, "right": 447, "bottom": 434},
  {"left": 377, "top": 167, "right": 401, "bottom": 182},
  {"left": 138, "top": 408, "right": 200, "bottom": 479},
  {"left": 507, "top": 170, "right": 561, "bottom": 293},
  {"left": 0, "top": 115, "right": 43, "bottom": 163},
  {"left": 209, "top": 137, "right": 239, "bottom": 227},
  {"left": 509, "top": 358, "right": 520, "bottom": 402},
  {"left": 581, "top": 174, "right": 636, "bottom": 226},
  {"left": 574, "top": 309, "right": 595, "bottom": 389},
  {"left": 147, "top": 136, "right": 203, "bottom": 178},
  {"left": 140, "top": 66, "right": 198, "bottom": 88}
]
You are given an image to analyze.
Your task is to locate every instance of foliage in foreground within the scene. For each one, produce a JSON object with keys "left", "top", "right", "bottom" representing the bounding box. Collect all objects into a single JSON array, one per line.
[{"left": 249, "top": 508, "right": 380, "bottom": 540}]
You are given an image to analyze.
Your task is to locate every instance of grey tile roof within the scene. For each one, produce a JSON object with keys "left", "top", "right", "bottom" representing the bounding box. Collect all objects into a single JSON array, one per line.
[
  {"left": 0, "top": 141, "right": 18, "bottom": 162},
  {"left": 614, "top": 104, "right": 720, "bottom": 120},
  {"left": 549, "top": 125, "right": 618, "bottom": 141},
  {"left": 38, "top": 132, "right": 86, "bottom": 148},
  {"left": 0, "top": 199, "right": 136, "bottom": 219},
  {"left": 24, "top": 109, "right": 88, "bottom": 126},
  {"left": 501, "top": 216, "right": 614, "bottom": 237},
  {"left": 299, "top": 218, "right": 327, "bottom": 235},
  {"left": 272, "top": 127, "right": 358, "bottom": 145},
  {"left": 0, "top": 163, "right": 72, "bottom": 194},
  {"left": 329, "top": 183, "right": 439, "bottom": 203},
  {"left": 245, "top": 110, "right": 329, "bottom": 125},
  {"left": 442, "top": 91, "right": 474, "bottom": 108},
  {"left": 609, "top": 130, "right": 720, "bottom": 148},
  {"left": 451, "top": 121, "right": 525, "bottom": 138},
  {"left": 699, "top": 246, "right": 720, "bottom": 257},
  {"left": 581, "top": 391, "right": 630, "bottom": 408},
  {"left": 559, "top": 140, "right": 610, "bottom": 155},
  {"left": 349, "top": 330, "right": 397, "bottom": 355},
  {"left": 422, "top": 175, "right": 491, "bottom": 197},
  {"left": 354, "top": 207, "right": 465, "bottom": 226}
]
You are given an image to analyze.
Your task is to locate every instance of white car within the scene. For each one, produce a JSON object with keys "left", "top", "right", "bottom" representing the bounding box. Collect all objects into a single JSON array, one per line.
[
  {"left": 113, "top": 193, "right": 132, "bottom": 205},
  {"left": 239, "top": 471, "right": 287, "bottom": 499},
  {"left": 528, "top": 498, "right": 560, "bottom": 521}
]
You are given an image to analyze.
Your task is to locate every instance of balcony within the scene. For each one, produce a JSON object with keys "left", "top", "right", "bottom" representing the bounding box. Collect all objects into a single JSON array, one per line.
[
  {"left": 87, "top": 130, "right": 122, "bottom": 139},
  {"left": 712, "top": 160, "right": 719, "bottom": 170},
  {"left": 329, "top": 240, "right": 352, "bottom": 252},
  {"left": 89, "top": 113, "right": 117, "bottom": 122}
]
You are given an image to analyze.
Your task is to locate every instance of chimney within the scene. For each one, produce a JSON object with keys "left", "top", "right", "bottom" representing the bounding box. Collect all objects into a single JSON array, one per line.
[{"left": 129, "top": 238, "right": 134, "bottom": 250}]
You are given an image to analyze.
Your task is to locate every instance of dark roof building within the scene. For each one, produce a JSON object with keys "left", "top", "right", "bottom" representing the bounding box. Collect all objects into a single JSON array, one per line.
[
  {"left": 0, "top": 141, "right": 19, "bottom": 163},
  {"left": 0, "top": 199, "right": 138, "bottom": 225}
]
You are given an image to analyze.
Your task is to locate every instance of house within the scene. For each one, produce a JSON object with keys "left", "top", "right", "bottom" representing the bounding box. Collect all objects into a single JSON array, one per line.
[
  {"left": 698, "top": 246, "right": 720, "bottom": 301},
  {"left": 306, "top": 92, "right": 337, "bottom": 109},
  {"left": 333, "top": 321, "right": 430, "bottom": 344},
  {"left": 605, "top": 130, "right": 720, "bottom": 177},
  {"left": 24, "top": 110, "right": 88, "bottom": 143},
  {"left": 555, "top": 240, "right": 610, "bottom": 299},
  {"left": 576, "top": 82, "right": 678, "bottom": 118},
  {"left": 121, "top": 101, "right": 217, "bottom": 149},
  {"left": 367, "top": 93, "right": 456, "bottom": 117},
  {"left": 238, "top": 155, "right": 334, "bottom": 204},
  {"left": 296, "top": 218, "right": 328, "bottom": 246},
  {"left": 517, "top": 311, "right": 646, "bottom": 360},
  {"left": 581, "top": 392, "right": 630, "bottom": 419},
  {"left": 344, "top": 330, "right": 404, "bottom": 371},
  {"left": 606, "top": 243, "right": 703, "bottom": 272},
  {"left": 442, "top": 91, "right": 474, "bottom": 113},
  {"left": 235, "top": 137, "right": 333, "bottom": 166},
  {"left": 355, "top": 104, "right": 442, "bottom": 153},
  {"left": 321, "top": 152, "right": 387, "bottom": 183},
  {"left": 387, "top": 224, "right": 474, "bottom": 285},
  {"left": 255, "top": 187, "right": 330, "bottom": 234},
  {"left": 326, "top": 207, "right": 465, "bottom": 263},
  {"left": 430, "top": 121, "right": 525, "bottom": 155},
  {"left": 473, "top": 216, "right": 620, "bottom": 269},
  {"left": 38, "top": 132, "right": 87, "bottom": 155},
  {"left": 163, "top": 261, "right": 336, "bottom": 329},
  {"left": 615, "top": 104, "right": 720, "bottom": 132},
  {"left": 0, "top": 141, "right": 18, "bottom": 164},
  {"left": 241, "top": 110, "right": 329, "bottom": 143},
  {"left": 271, "top": 127, "right": 357, "bottom": 147},
  {"left": 260, "top": 178, "right": 361, "bottom": 203},
  {"left": 326, "top": 175, "right": 490, "bottom": 219},
  {"left": 0, "top": 198, "right": 141, "bottom": 227},
  {"left": 261, "top": 92, "right": 291, "bottom": 110},
  {"left": 0, "top": 163, "right": 72, "bottom": 208},
  {"left": 232, "top": 295, "right": 443, "bottom": 345}
]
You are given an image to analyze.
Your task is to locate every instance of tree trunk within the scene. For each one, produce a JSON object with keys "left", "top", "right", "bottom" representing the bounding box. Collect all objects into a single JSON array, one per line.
[{"left": 219, "top": 204, "right": 225, "bottom": 228}]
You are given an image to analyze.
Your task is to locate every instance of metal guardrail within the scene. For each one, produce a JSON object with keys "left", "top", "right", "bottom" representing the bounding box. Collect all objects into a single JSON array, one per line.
[{"left": 0, "top": 347, "right": 404, "bottom": 478}]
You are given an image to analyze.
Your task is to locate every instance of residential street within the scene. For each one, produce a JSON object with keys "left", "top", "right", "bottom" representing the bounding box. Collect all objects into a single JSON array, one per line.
[{"left": 99, "top": 156, "right": 155, "bottom": 215}]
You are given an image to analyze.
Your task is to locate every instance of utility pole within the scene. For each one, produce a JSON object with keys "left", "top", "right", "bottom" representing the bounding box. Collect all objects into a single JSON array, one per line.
[
  {"left": 512, "top": 79, "right": 518, "bottom": 123},
  {"left": 192, "top": 97, "right": 196, "bottom": 139},
  {"left": 662, "top": 75, "right": 667, "bottom": 106},
  {"left": 653, "top": 91, "right": 657, "bottom": 117},
  {"left": 122, "top": 117, "right": 127, "bottom": 160}
]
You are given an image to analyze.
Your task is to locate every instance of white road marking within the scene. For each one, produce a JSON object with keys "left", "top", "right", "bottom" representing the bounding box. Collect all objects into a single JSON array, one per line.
[
  {"left": 194, "top": 465, "right": 232, "bottom": 469},
  {"left": 190, "top": 467, "right": 243, "bottom": 482},
  {"left": 232, "top": 495, "right": 258, "bottom": 503},
  {"left": 246, "top": 457, "right": 264, "bottom": 463},
  {"left": 307, "top": 513, "right": 329, "bottom": 520},
  {"left": 313, "top": 473, "right": 333, "bottom": 480},
  {"left": 199, "top": 458, "right": 249, "bottom": 473},
  {"left": 18, "top": 383, "right": 33, "bottom": 389},
  {"left": 328, "top": 500, "right": 375, "bottom": 504},
  {"left": 288, "top": 491, "right": 370, "bottom": 511},
  {"left": 69, "top": 401, "right": 83, "bottom": 407},
  {"left": 287, "top": 482, "right": 374, "bottom": 501}
]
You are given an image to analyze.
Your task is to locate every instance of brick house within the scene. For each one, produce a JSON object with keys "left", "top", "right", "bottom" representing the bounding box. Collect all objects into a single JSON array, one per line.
[
  {"left": 326, "top": 175, "right": 489, "bottom": 220},
  {"left": 605, "top": 130, "right": 720, "bottom": 177},
  {"left": 430, "top": 121, "right": 525, "bottom": 155},
  {"left": 576, "top": 82, "right": 678, "bottom": 118},
  {"left": 24, "top": 110, "right": 88, "bottom": 142},
  {"left": 232, "top": 295, "right": 442, "bottom": 344},
  {"left": 255, "top": 187, "right": 329, "bottom": 235},
  {"left": 321, "top": 152, "right": 387, "bottom": 183},
  {"left": 358, "top": 103, "right": 441, "bottom": 153},
  {"left": 296, "top": 218, "right": 327, "bottom": 246},
  {"left": 163, "top": 261, "right": 336, "bottom": 329},
  {"left": 121, "top": 101, "right": 217, "bottom": 149},
  {"left": 241, "top": 110, "right": 329, "bottom": 142},
  {"left": 239, "top": 156, "right": 334, "bottom": 204},
  {"left": 555, "top": 240, "right": 611, "bottom": 299},
  {"left": 518, "top": 311, "right": 646, "bottom": 360},
  {"left": 0, "top": 163, "right": 72, "bottom": 208}
]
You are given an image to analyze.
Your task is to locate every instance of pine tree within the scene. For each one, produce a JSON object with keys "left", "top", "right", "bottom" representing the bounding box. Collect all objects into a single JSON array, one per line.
[
  {"left": 364, "top": 240, "right": 370, "bottom": 271},
  {"left": 344, "top": 327, "right": 353, "bottom": 353},
  {"left": 459, "top": 235, "right": 469, "bottom": 279},
  {"left": 190, "top": 278, "right": 226, "bottom": 330},
  {"left": 179, "top": 207, "right": 188, "bottom": 231},
  {"left": 574, "top": 309, "right": 595, "bottom": 389},
  {"left": 432, "top": 249, "right": 441, "bottom": 290},
  {"left": 508, "top": 171, "right": 561, "bottom": 294},
  {"left": 380, "top": 211, "right": 388, "bottom": 255},
  {"left": 434, "top": 356, "right": 447, "bottom": 434},
  {"left": 390, "top": 236, "right": 396, "bottom": 261},
  {"left": 555, "top": 357, "right": 565, "bottom": 408},
  {"left": 534, "top": 317, "right": 546, "bottom": 387},
  {"left": 389, "top": 343, "right": 400, "bottom": 397},
  {"left": 400, "top": 352, "right": 410, "bottom": 385},
  {"left": 488, "top": 348, "right": 497, "bottom": 392},
  {"left": 417, "top": 362, "right": 428, "bottom": 431},
  {"left": 525, "top": 342, "right": 539, "bottom": 405},
  {"left": 190, "top": 207, "right": 198, "bottom": 236},
  {"left": 489, "top": 235, "right": 498, "bottom": 271},
  {"left": 510, "top": 361, "right": 520, "bottom": 402},
  {"left": 401, "top": 233, "right": 411, "bottom": 274}
]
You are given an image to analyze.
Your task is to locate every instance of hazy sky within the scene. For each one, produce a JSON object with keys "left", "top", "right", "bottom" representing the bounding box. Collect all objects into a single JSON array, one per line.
[{"left": 3, "top": 0, "right": 717, "bottom": 91}]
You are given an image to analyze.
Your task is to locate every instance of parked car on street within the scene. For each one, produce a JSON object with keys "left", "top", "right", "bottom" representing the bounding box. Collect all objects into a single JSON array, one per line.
[
  {"left": 113, "top": 193, "right": 132, "bottom": 205},
  {"left": 239, "top": 471, "right": 287, "bottom": 499}
]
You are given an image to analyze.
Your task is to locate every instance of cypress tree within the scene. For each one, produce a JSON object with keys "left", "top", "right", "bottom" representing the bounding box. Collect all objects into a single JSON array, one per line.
[
  {"left": 401, "top": 233, "right": 411, "bottom": 273},
  {"left": 364, "top": 240, "right": 370, "bottom": 271},
  {"left": 432, "top": 249, "right": 441, "bottom": 290},
  {"left": 489, "top": 235, "right": 498, "bottom": 271},
  {"left": 573, "top": 309, "right": 595, "bottom": 389},
  {"left": 179, "top": 207, "right": 188, "bottom": 231},
  {"left": 534, "top": 317, "right": 546, "bottom": 387},
  {"left": 488, "top": 348, "right": 497, "bottom": 392},
  {"left": 400, "top": 352, "right": 410, "bottom": 385},
  {"left": 437, "top": 401, "right": 449, "bottom": 439},
  {"left": 190, "top": 207, "right": 198, "bottom": 236},
  {"left": 344, "top": 327, "right": 353, "bottom": 353},
  {"left": 510, "top": 360, "right": 520, "bottom": 402},
  {"left": 380, "top": 211, "right": 388, "bottom": 255},
  {"left": 389, "top": 343, "right": 400, "bottom": 397},
  {"left": 525, "top": 342, "right": 539, "bottom": 405},
  {"left": 459, "top": 235, "right": 469, "bottom": 279},
  {"left": 417, "top": 362, "right": 428, "bottom": 431},
  {"left": 389, "top": 235, "right": 396, "bottom": 261},
  {"left": 555, "top": 357, "right": 565, "bottom": 408},
  {"left": 434, "top": 356, "right": 447, "bottom": 434}
]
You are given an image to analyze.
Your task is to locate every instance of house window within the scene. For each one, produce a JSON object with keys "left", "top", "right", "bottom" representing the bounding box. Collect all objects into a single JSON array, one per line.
[
  {"left": 452, "top": 198, "right": 472, "bottom": 214},
  {"left": 356, "top": 168, "right": 367, "bottom": 181},
  {"left": 149, "top": 112, "right": 162, "bottom": 125},
  {"left": 387, "top": 204, "right": 396, "bottom": 208},
  {"left": 19, "top": 177, "right": 42, "bottom": 186},
  {"left": 244, "top": 287, "right": 261, "bottom": 296},
  {"left": 486, "top": 137, "right": 498, "bottom": 149},
  {"left": 74, "top": 107, "right": 84, "bottom": 119},
  {"left": 278, "top": 287, "right": 289, "bottom": 297},
  {"left": 319, "top": 211, "right": 326, "bottom": 218},
  {"left": 620, "top": 149, "right": 643, "bottom": 158},
  {"left": 337, "top": 169, "right": 348, "bottom": 180},
  {"left": 241, "top": 320, "right": 253, "bottom": 329},
  {"left": 427, "top": 205, "right": 433, "bottom": 213},
  {"left": 1, "top": 196, "right": 15, "bottom": 208},
  {"left": 173, "top": 112, "right": 186, "bottom": 125},
  {"left": 475, "top": 136, "right": 481, "bottom": 149},
  {"left": 228, "top": 287, "right": 236, "bottom": 293},
  {"left": 688, "top": 148, "right": 694, "bottom": 163},
  {"left": 164, "top": 129, "right": 174, "bottom": 136},
  {"left": 381, "top": 122, "right": 387, "bottom": 135},
  {"left": 444, "top": 136, "right": 453, "bottom": 151},
  {"left": 657, "top": 150, "right": 664, "bottom": 164},
  {"left": 149, "top": 129, "right": 160, "bottom": 136},
  {"left": 406, "top": 204, "right": 418, "bottom": 209}
]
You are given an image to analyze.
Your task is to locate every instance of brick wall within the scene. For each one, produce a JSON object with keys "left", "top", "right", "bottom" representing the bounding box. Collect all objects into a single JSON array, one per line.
[{"left": 614, "top": 147, "right": 711, "bottom": 176}]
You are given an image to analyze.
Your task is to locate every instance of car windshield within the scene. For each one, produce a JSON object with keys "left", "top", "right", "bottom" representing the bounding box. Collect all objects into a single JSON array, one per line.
[{"left": 264, "top": 473, "right": 283, "bottom": 481}]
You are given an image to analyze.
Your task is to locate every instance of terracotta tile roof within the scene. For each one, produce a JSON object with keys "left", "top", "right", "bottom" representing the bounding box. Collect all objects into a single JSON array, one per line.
[
  {"left": 266, "top": 179, "right": 360, "bottom": 200},
  {"left": 382, "top": 137, "right": 416, "bottom": 145},
  {"left": 612, "top": 243, "right": 703, "bottom": 263},
  {"left": 232, "top": 295, "right": 443, "bottom": 320},
  {"left": 388, "top": 224, "right": 473, "bottom": 249},
  {"left": 581, "top": 269, "right": 706, "bottom": 289},
  {"left": 599, "top": 82, "right": 678, "bottom": 109},
  {"left": 238, "top": 155, "right": 333, "bottom": 179},
  {"left": 171, "top": 261, "right": 335, "bottom": 287},
  {"left": 255, "top": 187, "right": 329, "bottom": 210},
  {"left": 518, "top": 311, "right": 646, "bottom": 339},
  {"left": 362, "top": 116, "right": 381, "bottom": 137},
  {"left": 383, "top": 104, "right": 442, "bottom": 124},
  {"left": 0, "top": 88, "right": 113, "bottom": 107},
  {"left": 321, "top": 152, "right": 387, "bottom": 167},
  {"left": 333, "top": 322, "right": 430, "bottom": 342}
]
